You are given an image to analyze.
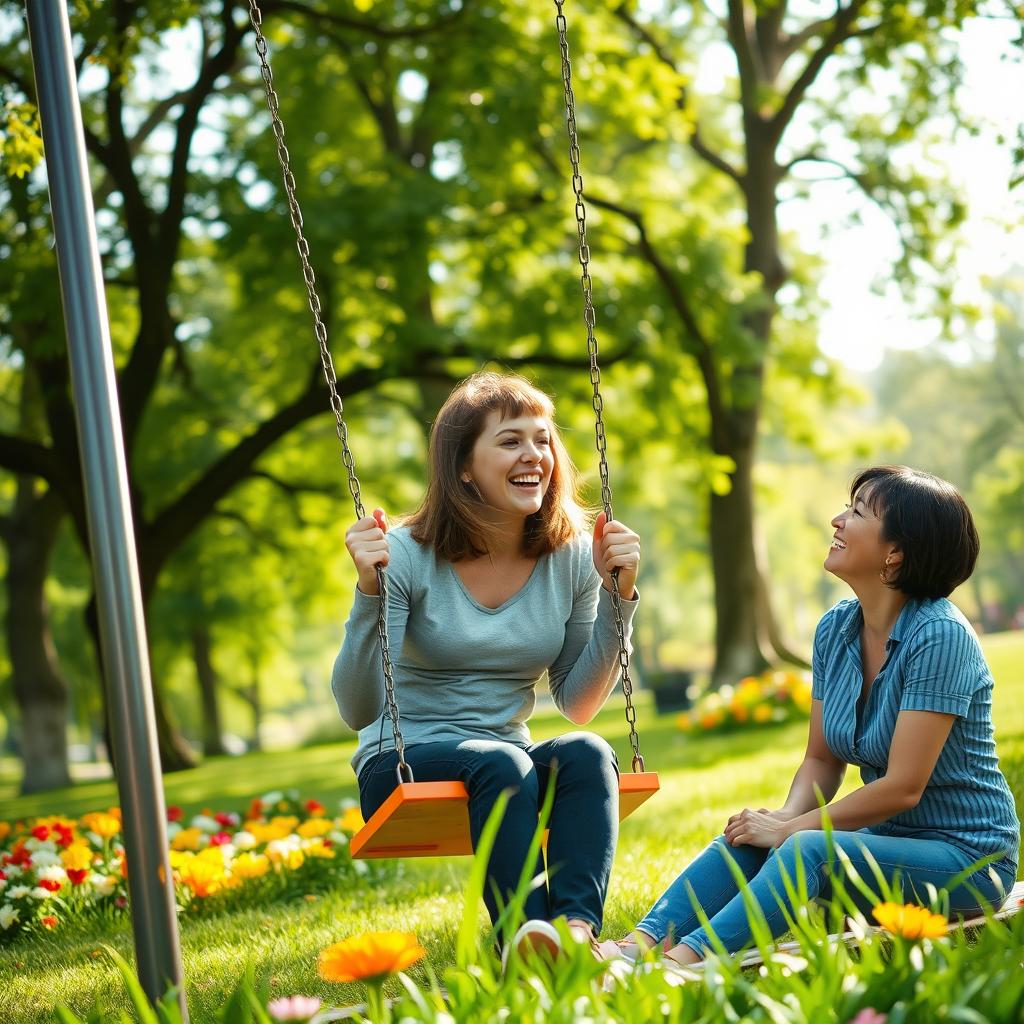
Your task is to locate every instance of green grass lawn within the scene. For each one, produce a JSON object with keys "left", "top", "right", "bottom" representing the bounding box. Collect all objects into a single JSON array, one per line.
[{"left": 2, "top": 631, "right": 1022, "bottom": 1023}]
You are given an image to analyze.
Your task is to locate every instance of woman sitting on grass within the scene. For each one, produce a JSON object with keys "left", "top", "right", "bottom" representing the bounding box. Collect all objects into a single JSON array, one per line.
[
  {"left": 332, "top": 371, "right": 641, "bottom": 958},
  {"left": 602, "top": 466, "right": 1019, "bottom": 967}
]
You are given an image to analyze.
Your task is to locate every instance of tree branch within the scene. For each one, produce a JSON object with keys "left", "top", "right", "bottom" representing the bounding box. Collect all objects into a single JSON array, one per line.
[
  {"left": 260, "top": 0, "right": 467, "bottom": 40},
  {"left": 726, "top": 0, "right": 761, "bottom": 114},
  {"left": 613, "top": 5, "right": 744, "bottom": 186},
  {"left": 769, "top": 0, "right": 867, "bottom": 146},
  {"left": 585, "top": 194, "right": 728, "bottom": 448}
]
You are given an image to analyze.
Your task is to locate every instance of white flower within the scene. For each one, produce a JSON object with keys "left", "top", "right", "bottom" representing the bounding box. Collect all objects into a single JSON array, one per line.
[
  {"left": 353, "top": 860, "right": 369, "bottom": 876},
  {"left": 266, "top": 837, "right": 301, "bottom": 861},
  {"left": 37, "top": 865, "right": 68, "bottom": 884},
  {"left": 166, "top": 822, "right": 182, "bottom": 841},
  {"left": 0, "top": 905, "right": 19, "bottom": 930},
  {"left": 217, "top": 844, "right": 236, "bottom": 864},
  {"left": 28, "top": 850, "right": 62, "bottom": 869},
  {"left": 31, "top": 886, "right": 55, "bottom": 900},
  {"left": 261, "top": 791, "right": 283, "bottom": 806},
  {"left": 90, "top": 873, "right": 117, "bottom": 897},
  {"left": 232, "top": 831, "right": 257, "bottom": 851},
  {"left": 85, "top": 832, "right": 103, "bottom": 846},
  {"left": 338, "top": 797, "right": 357, "bottom": 811},
  {"left": 3, "top": 865, "right": 23, "bottom": 879},
  {"left": 0, "top": 879, "right": 7, "bottom": 892},
  {"left": 7, "top": 885, "right": 31, "bottom": 900},
  {"left": 25, "top": 837, "right": 58, "bottom": 853},
  {"left": 328, "top": 830, "right": 349, "bottom": 847},
  {"left": 190, "top": 815, "right": 220, "bottom": 832}
]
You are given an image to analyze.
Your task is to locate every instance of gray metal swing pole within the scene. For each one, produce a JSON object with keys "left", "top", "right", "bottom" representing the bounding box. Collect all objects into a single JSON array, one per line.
[{"left": 24, "top": 1, "right": 187, "bottom": 1016}]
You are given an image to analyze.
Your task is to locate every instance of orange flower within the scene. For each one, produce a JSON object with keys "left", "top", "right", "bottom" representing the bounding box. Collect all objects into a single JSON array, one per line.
[
  {"left": 0, "top": 822, "right": 11, "bottom": 843},
  {"left": 318, "top": 932, "right": 425, "bottom": 983},
  {"left": 872, "top": 901, "right": 948, "bottom": 939}
]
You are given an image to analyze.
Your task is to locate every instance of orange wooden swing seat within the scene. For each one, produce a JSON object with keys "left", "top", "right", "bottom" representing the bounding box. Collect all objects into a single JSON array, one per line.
[{"left": 350, "top": 771, "right": 660, "bottom": 859}]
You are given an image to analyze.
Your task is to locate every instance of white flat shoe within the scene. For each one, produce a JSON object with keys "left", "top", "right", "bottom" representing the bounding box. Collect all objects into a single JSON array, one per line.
[{"left": 501, "top": 919, "right": 562, "bottom": 972}]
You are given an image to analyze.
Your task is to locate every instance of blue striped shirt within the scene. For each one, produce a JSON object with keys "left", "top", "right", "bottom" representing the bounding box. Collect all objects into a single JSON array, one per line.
[{"left": 812, "top": 597, "right": 1019, "bottom": 873}]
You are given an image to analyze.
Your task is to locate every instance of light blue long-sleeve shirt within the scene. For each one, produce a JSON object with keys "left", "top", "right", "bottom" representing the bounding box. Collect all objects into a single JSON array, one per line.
[{"left": 332, "top": 526, "right": 638, "bottom": 778}]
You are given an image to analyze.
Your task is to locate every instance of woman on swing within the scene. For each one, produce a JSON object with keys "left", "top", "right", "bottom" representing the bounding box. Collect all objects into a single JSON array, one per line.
[
  {"left": 601, "top": 466, "right": 1019, "bottom": 968},
  {"left": 332, "top": 370, "right": 641, "bottom": 959}
]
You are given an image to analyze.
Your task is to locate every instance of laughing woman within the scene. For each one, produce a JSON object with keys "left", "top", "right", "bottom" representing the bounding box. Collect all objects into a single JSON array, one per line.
[
  {"left": 332, "top": 371, "right": 641, "bottom": 958},
  {"left": 602, "top": 466, "right": 1019, "bottom": 966}
]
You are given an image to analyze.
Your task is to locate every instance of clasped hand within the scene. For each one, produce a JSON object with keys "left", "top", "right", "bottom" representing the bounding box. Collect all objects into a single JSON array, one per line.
[
  {"left": 592, "top": 511, "right": 641, "bottom": 601},
  {"left": 723, "top": 807, "right": 793, "bottom": 849}
]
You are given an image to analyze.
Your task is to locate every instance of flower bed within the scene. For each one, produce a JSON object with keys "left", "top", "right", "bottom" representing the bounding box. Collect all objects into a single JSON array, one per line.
[
  {"left": 677, "top": 668, "right": 813, "bottom": 734},
  {"left": 0, "top": 790, "right": 372, "bottom": 943}
]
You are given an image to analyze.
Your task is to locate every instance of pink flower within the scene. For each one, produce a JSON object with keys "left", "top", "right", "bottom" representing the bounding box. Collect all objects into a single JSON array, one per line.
[
  {"left": 209, "top": 832, "right": 233, "bottom": 847},
  {"left": 268, "top": 995, "right": 322, "bottom": 1021},
  {"left": 849, "top": 1010, "right": 887, "bottom": 1024}
]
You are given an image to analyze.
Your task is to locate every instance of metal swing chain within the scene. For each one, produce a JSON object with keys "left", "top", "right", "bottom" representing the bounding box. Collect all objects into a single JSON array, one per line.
[
  {"left": 247, "top": 1, "right": 413, "bottom": 784},
  {"left": 553, "top": 0, "right": 644, "bottom": 774}
]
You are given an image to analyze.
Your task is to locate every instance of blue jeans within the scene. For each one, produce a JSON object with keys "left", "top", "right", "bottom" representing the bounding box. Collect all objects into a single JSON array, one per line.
[
  {"left": 637, "top": 830, "right": 1017, "bottom": 957},
  {"left": 358, "top": 732, "right": 619, "bottom": 933}
]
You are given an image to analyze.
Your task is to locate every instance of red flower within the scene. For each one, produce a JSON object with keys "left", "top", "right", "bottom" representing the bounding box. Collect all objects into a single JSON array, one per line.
[
  {"left": 53, "top": 825, "right": 74, "bottom": 848},
  {"left": 40, "top": 915, "right": 58, "bottom": 929},
  {"left": 166, "top": 806, "right": 184, "bottom": 823},
  {"left": 214, "top": 812, "right": 234, "bottom": 827},
  {"left": 114, "top": 895, "right": 128, "bottom": 909},
  {"left": 248, "top": 798, "right": 263, "bottom": 819},
  {"left": 209, "top": 832, "right": 232, "bottom": 847},
  {"left": 304, "top": 799, "right": 326, "bottom": 816},
  {"left": 67, "top": 869, "right": 89, "bottom": 886},
  {"left": 31, "top": 825, "right": 50, "bottom": 841},
  {"left": 323, "top": 839, "right": 333, "bottom": 848},
  {"left": 0, "top": 870, "right": 6, "bottom": 880},
  {"left": 39, "top": 878, "right": 62, "bottom": 892}
]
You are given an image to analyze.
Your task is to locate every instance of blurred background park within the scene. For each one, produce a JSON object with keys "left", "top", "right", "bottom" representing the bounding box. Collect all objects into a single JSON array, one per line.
[{"left": 0, "top": 0, "right": 1023, "bottom": 802}]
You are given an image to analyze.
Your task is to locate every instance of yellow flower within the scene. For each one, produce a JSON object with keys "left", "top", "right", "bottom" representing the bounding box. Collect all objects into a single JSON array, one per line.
[
  {"left": 297, "top": 818, "right": 334, "bottom": 839},
  {"left": 176, "top": 856, "right": 227, "bottom": 898},
  {"left": 737, "top": 677, "right": 762, "bottom": 701},
  {"left": 0, "top": 821, "right": 11, "bottom": 843},
  {"left": 268, "top": 816, "right": 300, "bottom": 833},
  {"left": 80, "top": 812, "right": 121, "bottom": 839},
  {"left": 872, "top": 901, "right": 948, "bottom": 939},
  {"left": 338, "top": 808, "right": 365, "bottom": 834},
  {"left": 303, "top": 838, "right": 336, "bottom": 860},
  {"left": 676, "top": 713, "right": 693, "bottom": 732},
  {"left": 231, "top": 853, "right": 271, "bottom": 879},
  {"left": 60, "top": 843, "right": 94, "bottom": 872},
  {"left": 753, "top": 704, "right": 774, "bottom": 723},
  {"left": 247, "top": 821, "right": 292, "bottom": 844},
  {"left": 318, "top": 932, "right": 426, "bottom": 983},
  {"left": 170, "top": 827, "right": 204, "bottom": 852},
  {"left": 792, "top": 681, "right": 814, "bottom": 712}
]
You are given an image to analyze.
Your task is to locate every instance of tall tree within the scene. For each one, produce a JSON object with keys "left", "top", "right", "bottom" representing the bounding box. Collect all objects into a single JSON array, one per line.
[{"left": 600, "top": 0, "right": 1019, "bottom": 683}]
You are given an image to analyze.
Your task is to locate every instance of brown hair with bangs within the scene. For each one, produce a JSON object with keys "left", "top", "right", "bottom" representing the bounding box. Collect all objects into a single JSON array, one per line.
[{"left": 405, "top": 371, "right": 587, "bottom": 561}]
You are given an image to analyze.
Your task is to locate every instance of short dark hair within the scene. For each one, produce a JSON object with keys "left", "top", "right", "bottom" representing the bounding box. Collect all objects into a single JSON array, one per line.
[{"left": 851, "top": 466, "right": 979, "bottom": 600}]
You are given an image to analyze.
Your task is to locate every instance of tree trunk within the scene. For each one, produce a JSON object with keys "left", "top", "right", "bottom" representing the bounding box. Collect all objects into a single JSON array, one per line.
[
  {"left": 709, "top": 435, "right": 770, "bottom": 686},
  {"left": 191, "top": 624, "right": 226, "bottom": 756},
  {"left": 84, "top": 594, "right": 196, "bottom": 772},
  {"left": 4, "top": 483, "right": 73, "bottom": 794}
]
